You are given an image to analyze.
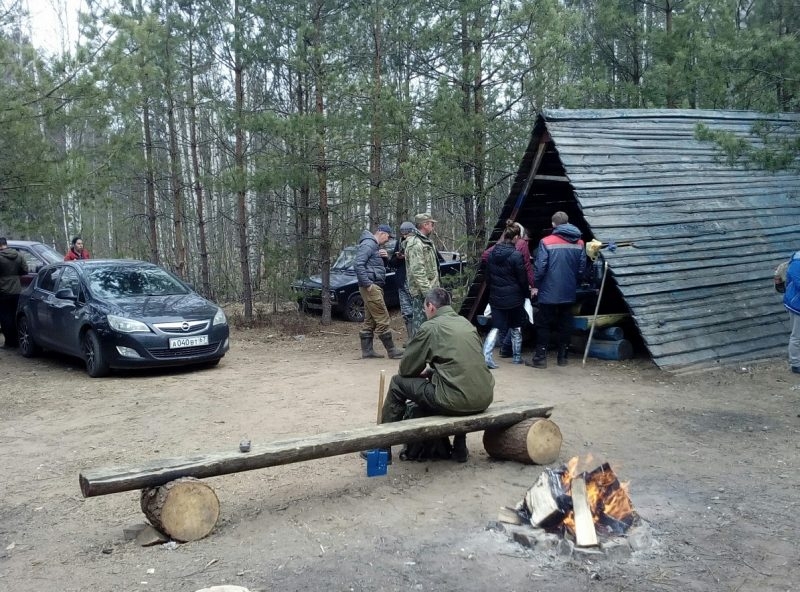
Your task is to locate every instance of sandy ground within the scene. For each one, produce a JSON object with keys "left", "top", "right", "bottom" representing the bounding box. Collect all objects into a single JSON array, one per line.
[{"left": 1, "top": 312, "right": 799, "bottom": 592}]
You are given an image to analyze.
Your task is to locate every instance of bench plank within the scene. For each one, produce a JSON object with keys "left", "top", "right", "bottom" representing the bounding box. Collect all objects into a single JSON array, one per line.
[{"left": 79, "top": 402, "right": 553, "bottom": 497}]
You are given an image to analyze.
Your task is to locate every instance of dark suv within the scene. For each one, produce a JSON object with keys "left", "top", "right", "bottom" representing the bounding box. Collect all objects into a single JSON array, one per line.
[
  {"left": 292, "top": 240, "right": 464, "bottom": 322},
  {"left": 7, "top": 240, "right": 63, "bottom": 286}
]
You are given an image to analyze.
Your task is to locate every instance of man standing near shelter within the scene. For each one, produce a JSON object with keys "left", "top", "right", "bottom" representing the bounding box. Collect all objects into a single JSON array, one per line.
[
  {"left": 376, "top": 287, "right": 494, "bottom": 462},
  {"left": 355, "top": 224, "right": 404, "bottom": 359},
  {"left": 405, "top": 213, "right": 440, "bottom": 334},
  {"left": 783, "top": 250, "right": 800, "bottom": 374},
  {"left": 0, "top": 237, "right": 28, "bottom": 348},
  {"left": 527, "top": 211, "right": 586, "bottom": 369}
]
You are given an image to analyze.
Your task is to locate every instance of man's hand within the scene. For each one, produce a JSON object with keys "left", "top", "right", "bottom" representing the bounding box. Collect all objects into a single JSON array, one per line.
[
  {"left": 378, "top": 248, "right": 388, "bottom": 258},
  {"left": 531, "top": 288, "right": 538, "bottom": 298}
]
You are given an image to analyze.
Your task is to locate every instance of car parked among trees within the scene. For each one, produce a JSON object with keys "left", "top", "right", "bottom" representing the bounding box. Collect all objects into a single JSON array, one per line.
[
  {"left": 292, "top": 240, "right": 464, "bottom": 322},
  {"left": 16, "top": 260, "right": 229, "bottom": 377},
  {"left": 7, "top": 240, "right": 63, "bottom": 286}
]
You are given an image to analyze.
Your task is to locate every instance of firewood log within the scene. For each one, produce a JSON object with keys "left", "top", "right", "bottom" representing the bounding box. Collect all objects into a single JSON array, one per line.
[
  {"left": 140, "top": 477, "right": 219, "bottom": 542},
  {"left": 482, "top": 418, "right": 562, "bottom": 465}
]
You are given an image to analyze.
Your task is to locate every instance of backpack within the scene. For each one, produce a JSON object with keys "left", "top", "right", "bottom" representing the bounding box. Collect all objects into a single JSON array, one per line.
[{"left": 774, "top": 261, "right": 789, "bottom": 294}]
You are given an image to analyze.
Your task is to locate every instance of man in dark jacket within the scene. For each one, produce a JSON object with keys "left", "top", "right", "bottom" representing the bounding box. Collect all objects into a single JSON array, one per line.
[
  {"left": 0, "top": 237, "right": 29, "bottom": 348},
  {"left": 527, "top": 212, "right": 586, "bottom": 369},
  {"left": 375, "top": 287, "right": 494, "bottom": 462},
  {"left": 355, "top": 224, "right": 403, "bottom": 359}
]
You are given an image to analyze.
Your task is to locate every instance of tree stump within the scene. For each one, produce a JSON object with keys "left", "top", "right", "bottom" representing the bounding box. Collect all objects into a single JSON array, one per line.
[
  {"left": 140, "top": 477, "right": 220, "bottom": 542},
  {"left": 482, "top": 418, "right": 562, "bottom": 465}
]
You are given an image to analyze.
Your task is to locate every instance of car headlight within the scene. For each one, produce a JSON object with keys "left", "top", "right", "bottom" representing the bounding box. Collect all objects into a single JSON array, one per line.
[
  {"left": 107, "top": 314, "right": 151, "bottom": 333},
  {"left": 213, "top": 307, "right": 227, "bottom": 326}
]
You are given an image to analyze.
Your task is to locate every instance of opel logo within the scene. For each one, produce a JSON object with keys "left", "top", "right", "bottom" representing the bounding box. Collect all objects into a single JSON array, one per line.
[{"left": 181, "top": 322, "right": 190, "bottom": 332}]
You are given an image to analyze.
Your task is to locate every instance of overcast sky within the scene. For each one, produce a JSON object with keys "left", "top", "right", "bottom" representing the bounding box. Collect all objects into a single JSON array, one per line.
[{"left": 25, "top": 0, "right": 82, "bottom": 55}]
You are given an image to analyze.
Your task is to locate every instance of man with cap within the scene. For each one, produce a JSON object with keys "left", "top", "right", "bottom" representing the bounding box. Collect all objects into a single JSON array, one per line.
[
  {"left": 355, "top": 224, "right": 404, "bottom": 359},
  {"left": 0, "top": 237, "right": 28, "bottom": 348},
  {"left": 388, "top": 221, "right": 416, "bottom": 341},
  {"left": 405, "top": 213, "right": 440, "bottom": 334}
]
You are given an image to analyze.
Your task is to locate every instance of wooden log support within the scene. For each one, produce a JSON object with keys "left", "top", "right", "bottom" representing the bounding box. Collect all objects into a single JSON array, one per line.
[
  {"left": 482, "top": 418, "right": 562, "bottom": 465},
  {"left": 140, "top": 477, "right": 220, "bottom": 542},
  {"left": 79, "top": 402, "right": 553, "bottom": 498}
]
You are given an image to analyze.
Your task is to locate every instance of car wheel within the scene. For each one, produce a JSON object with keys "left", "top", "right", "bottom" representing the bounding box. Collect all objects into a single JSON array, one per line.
[
  {"left": 17, "top": 315, "right": 41, "bottom": 358},
  {"left": 83, "top": 329, "right": 110, "bottom": 378},
  {"left": 345, "top": 292, "right": 365, "bottom": 323}
]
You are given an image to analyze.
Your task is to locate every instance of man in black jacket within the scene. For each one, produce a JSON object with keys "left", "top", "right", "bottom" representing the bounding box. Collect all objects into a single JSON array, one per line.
[
  {"left": 355, "top": 225, "right": 404, "bottom": 359},
  {"left": 0, "top": 237, "right": 28, "bottom": 348}
]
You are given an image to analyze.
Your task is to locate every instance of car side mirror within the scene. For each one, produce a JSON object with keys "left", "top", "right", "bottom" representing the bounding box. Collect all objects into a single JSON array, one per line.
[{"left": 55, "top": 288, "right": 77, "bottom": 300}]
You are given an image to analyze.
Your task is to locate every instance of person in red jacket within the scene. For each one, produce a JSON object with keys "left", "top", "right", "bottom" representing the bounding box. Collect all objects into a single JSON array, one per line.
[{"left": 64, "top": 236, "right": 91, "bottom": 261}]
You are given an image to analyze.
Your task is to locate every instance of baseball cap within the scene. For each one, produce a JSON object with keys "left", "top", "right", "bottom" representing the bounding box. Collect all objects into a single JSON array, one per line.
[
  {"left": 377, "top": 224, "right": 395, "bottom": 237},
  {"left": 414, "top": 212, "right": 436, "bottom": 226},
  {"left": 400, "top": 221, "right": 415, "bottom": 234}
]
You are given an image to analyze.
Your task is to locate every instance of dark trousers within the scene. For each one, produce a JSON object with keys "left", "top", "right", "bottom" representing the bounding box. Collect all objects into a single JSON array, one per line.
[
  {"left": 534, "top": 302, "right": 574, "bottom": 350},
  {"left": 380, "top": 375, "right": 476, "bottom": 424},
  {"left": 0, "top": 294, "right": 20, "bottom": 346}
]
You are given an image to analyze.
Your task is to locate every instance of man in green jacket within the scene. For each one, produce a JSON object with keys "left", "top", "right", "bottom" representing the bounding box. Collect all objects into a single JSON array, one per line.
[
  {"left": 378, "top": 287, "right": 495, "bottom": 462},
  {"left": 405, "top": 212, "right": 441, "bottom": 335},
  {"left": 0, "top": 237, "right": 28, "bottom": 348}
]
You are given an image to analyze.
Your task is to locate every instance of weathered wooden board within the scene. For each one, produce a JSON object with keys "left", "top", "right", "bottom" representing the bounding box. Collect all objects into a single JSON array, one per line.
[{"left": 80, "top": 402, "right": 554, "bottom": 497}]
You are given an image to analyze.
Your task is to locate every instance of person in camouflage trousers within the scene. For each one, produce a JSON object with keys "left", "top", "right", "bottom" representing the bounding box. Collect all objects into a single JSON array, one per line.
[{"left": 405, "top": 212, "right": 440, "bottom": 335}]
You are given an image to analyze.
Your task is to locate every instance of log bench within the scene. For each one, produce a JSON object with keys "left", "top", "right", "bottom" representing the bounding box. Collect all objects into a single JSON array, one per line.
[{"left": 79, "top": 402, "right": 560, "bottom": 542}]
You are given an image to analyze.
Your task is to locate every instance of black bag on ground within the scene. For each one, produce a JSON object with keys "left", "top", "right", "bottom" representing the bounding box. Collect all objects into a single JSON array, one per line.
[{"left": 399, "top": 403, "right": 453, "bottom": 461}]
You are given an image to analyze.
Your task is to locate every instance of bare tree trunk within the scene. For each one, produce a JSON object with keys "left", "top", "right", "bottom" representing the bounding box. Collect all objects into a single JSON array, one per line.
[
  {"left": 368, "top": 0, "right": 383, "bottom": 226},
  {"left": 312, "top": 0, "right": 331, "bottom": 325},
  {"left": 187, "top": 36, "right": 211, "bottom": 297},
  {"left": 234, "top": 0, "right": 253, "bottom": 322},
  {"left": 142, "top": 99, "right": 159, "bottom": 265},
  {"left": 460, "top": 12, "right": 476, "bottom": 256},
  {"left": 165, "top": 24, "right": 187, "bottom": 279},
  {"left": 472, "top": 8, "right": 486, "bottom": 253}
]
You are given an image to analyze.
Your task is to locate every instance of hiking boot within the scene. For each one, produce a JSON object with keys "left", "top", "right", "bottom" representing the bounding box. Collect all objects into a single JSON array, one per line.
[
  {"left": 359, "top": 331, "right": 385, "bottom": 359},
  {"left": 525, "top": 346, "right": 548, "bottom": 369},
  {"left": 378, "top": 331, "right": 404, "bottom": 359},
  {"left": 451, "top": 434, "right": 468, "bottom": 463},
  {"left": 557, "top": 345, "right": 569, "bottom": 367}
]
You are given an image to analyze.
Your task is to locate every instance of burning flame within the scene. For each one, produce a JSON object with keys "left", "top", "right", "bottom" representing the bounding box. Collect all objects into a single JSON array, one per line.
[{"left": 559, "top": 456, "right": 636, "bottom": 535}]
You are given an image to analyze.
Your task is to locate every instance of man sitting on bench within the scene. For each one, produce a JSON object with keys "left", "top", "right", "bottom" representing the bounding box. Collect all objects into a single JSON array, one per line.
[{"left": 374, "top": 287, "right": 495, "bottom": 463}]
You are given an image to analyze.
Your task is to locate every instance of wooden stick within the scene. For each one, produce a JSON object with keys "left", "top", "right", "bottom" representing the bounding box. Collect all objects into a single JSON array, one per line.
[
  {"left": 582, "top": 260, "right": 609, "bottom": 367},
  {"left": 377, "top": 370, "right": 386, "bottom": 424}
]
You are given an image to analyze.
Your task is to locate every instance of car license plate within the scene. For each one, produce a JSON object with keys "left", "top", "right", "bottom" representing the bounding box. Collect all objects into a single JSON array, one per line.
[{"left": 169, "top": 335, "right": 209, "bottom": 349}]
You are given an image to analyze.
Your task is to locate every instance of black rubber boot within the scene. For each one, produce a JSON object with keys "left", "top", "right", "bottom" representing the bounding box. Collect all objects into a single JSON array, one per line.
[
  {"left": 379, "top": 331, "right": 404, "bottom": 359},
  {"left": 359, "top": 331, "right": 385, "bottom": 359},
  {"left": 525, "top": 346, "right": 548, "bottom": 369},
  {"left": 452, "top": 434, "right": 468, "bottom": 463},
  {"left": 557, "top": 345, "right": 569, "bottom": 366}
]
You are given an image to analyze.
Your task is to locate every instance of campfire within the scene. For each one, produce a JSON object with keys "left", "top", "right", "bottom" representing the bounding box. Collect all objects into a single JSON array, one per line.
[{"left": 497, "top": 457, "right": 643, "bottom": 552}]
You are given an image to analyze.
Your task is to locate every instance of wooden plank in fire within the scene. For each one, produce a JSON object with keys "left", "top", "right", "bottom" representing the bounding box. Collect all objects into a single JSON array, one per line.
[
  {"left": 525, "top": 470, "right": 566, "bottom": 528},
  {"left": 571, "top": 476, "right": 599, "bottom": 547}
]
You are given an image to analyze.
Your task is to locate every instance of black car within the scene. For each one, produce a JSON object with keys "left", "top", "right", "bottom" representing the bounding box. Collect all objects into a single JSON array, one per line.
[
  {"left": 292, "top": 240, "right": 464, "bottom": 322},
  {"left": 7, "top": 240, "right": 63, "bottom": 286},
  {"left": 16, "top": 259, "right": 229, "bottom": 377}
]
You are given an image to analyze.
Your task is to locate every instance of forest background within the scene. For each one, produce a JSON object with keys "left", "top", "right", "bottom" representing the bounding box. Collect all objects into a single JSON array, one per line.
[{"left": 0, "top": 0, "right": 797, "bottom": 323}]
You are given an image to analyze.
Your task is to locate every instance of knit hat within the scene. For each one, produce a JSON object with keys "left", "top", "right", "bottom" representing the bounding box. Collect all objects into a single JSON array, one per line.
[
  {"left": 377, "top": 224, "right": 395, "bottom": 237},
  {"left": 399, "top": 221, "right": 415, "bottom": 234}
]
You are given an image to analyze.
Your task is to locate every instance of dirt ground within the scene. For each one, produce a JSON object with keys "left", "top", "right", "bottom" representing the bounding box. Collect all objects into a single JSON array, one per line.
[{"left": 1, "top": 312, "right": 799, "bottom": 592}]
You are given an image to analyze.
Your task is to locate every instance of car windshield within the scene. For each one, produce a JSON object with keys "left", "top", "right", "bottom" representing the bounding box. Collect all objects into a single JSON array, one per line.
[
  {"left": 332, "top": 247, "right": 357, "bottom": 270},
  {"left": 32, "top": 243, "right": 64, "bottom": 264},
  {"left": 86, "top": 266, "right": 191, "bottom": 298}
]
